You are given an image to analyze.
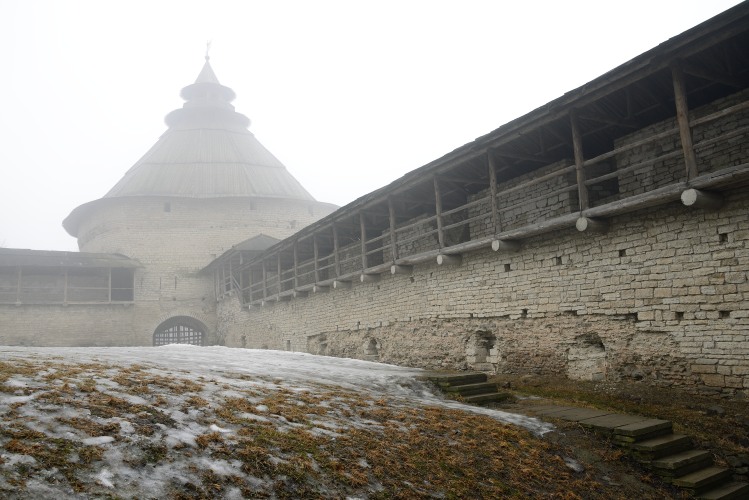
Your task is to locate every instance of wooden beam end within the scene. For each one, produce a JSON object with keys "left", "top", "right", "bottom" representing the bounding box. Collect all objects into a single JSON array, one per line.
[
  {"left": 681, "top": 188, "right": 723, "bottom": 210},
  {"left": 360, "top": 273, "right": 381, "bottom": 284},
  {"left": 436, "top": 254, "right": 462, "bottom": 266},
  {"left": 576, "top": 217, "right": 609, "bottom": 233},
  {"left": 391, "top": 265, "right": 414, "bottom": 275},
  {"left": 491, "top": 239, "right": 521, "bottom": 252}
]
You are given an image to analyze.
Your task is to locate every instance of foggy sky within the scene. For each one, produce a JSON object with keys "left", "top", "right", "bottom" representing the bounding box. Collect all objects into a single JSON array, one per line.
[{"left": 0, "top": 0, "right": 741, "bottom": 251}]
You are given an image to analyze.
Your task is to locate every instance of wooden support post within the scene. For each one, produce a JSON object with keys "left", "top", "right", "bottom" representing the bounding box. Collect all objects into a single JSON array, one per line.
[
  {"left": 434, "top": 176, "right": 445, "bottom": 248},
  {"left": 359, "top": 212, "right": 368, "bottom": 270},
  {"left": 488, "top": 151, "right": 500, "bottom": 234},
  {"left": 292, "top": 240, "right": 299, "bottom": 291},
  {"left": 570, "top": 110, "right": 590, "bottom": 211},
  {"left": 681, "top": 188, "right": 723, "bottom": 209},
  {"left": 245, "top": 264, "right": 252, "bottom": 305},
  {"left": 671, "top": 63, "right": 698, "bottom": 180},
  {"left": 332, "top": 223, "right": 341, "bottom": 278},
  {"left": 228, "top": 256, "right": 233, "bottom": 293},
  {"left": 436, "top": 254, "right": 461, "bottom": 266},
  {"left": 277, "top": 252, "right": 282, "bottom": 293},
  {"left": 261, "top": 259, "right": 267, "bottom": 301},
  {"left": 333, "top": 280, "right": 351, "bottom": 290},
  {"left": 391, "top": 264, "right": 413, "bottom": 275},
  {"left": 360, "top": 273, "right": 380, "bottom": 283},
  {"left": 491, "top": 239, "right": 521, "bottom": 252},
  {"left": 576, "top": 217, "right": 609, "bottom": 233},
  {"left": 312, "top": 234, "right": 320, "bottom": 283},
  {"left": 388, "top": 197, "right": 398, "bottom": 261}
]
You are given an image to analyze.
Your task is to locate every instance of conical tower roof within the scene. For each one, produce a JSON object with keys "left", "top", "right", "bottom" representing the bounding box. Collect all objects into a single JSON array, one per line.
[{"left": 64, "top": 57, "right": 314, "bottom": 236}]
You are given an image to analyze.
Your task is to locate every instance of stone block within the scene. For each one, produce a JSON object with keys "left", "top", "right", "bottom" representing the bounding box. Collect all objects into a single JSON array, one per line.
[{"left": 701, "top": 374, "right": 725, "bottom": 387}]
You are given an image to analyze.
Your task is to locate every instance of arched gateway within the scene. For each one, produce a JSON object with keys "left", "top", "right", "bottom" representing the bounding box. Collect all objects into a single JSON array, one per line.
[{"left": 153, "top": 316, "right": 207, "bottom": 346}]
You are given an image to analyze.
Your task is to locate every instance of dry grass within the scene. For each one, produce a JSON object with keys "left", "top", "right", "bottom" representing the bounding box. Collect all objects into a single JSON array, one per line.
[{"left": 0, "top": 358, "right": 682, "bottom": 499}]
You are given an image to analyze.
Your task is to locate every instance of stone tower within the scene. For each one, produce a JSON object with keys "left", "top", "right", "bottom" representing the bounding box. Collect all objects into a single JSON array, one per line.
[{"left": 62, "top": 57, "right": 336, "bottom": 345}]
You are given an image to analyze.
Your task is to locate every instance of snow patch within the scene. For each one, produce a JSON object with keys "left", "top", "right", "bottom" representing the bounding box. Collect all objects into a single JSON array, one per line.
[{"left": 83, "top": 436, "right": 115, "bottom": 446}]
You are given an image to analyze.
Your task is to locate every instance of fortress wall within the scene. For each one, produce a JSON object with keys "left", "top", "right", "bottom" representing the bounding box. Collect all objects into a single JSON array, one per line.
[
  {"left": 0, "top": 304, "right": 138, "bottom": 346},
  {"left": 219, "top": 89, "right": 749, "bottom": 395},
  {"left": 222, "top": 191, "right": 749, "bottom": 394},
  {"left": 0, "top": 299, "right": 218, "bottom": 347}
]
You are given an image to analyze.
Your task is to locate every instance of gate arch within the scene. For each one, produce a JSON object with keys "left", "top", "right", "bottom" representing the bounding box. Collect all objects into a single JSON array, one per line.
[{"left": 153, "top": 316, "right": 207, "bottom": 346}]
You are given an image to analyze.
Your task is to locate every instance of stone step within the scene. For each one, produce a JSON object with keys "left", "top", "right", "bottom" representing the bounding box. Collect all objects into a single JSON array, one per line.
[
  {"left": 462, "top": 392, "right": 512, "bottom": 405},
  {"left": 630, "top": 434, "right": 692, "bottom": 461},
  {"left": 578, "top": 413, "right": 651, "bottom": 434},
  {"left": 612, "top": 419, "right": 673, "bottom": 443},
  {"left": 443, "top": 381, "right": 498, "bottom": 396},
  {"left": 672, "top": 466, "right": 731, "bottom": 491},
  {"left": 697, "top": 481, "right": 749, "bottom": 500},
  {"left": 651, "top": 449, "right": 713, "bottom": 478},
  {"left": 427, "top": 373, "right": 487, "bottom": 387}
]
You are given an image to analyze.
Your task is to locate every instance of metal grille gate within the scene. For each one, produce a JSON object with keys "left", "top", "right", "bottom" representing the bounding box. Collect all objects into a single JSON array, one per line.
[{"left": 153, "top": 323, "right": 204, "bottom": 346}]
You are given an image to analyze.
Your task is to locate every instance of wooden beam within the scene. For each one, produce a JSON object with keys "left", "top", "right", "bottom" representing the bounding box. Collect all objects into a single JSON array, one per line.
[
  {"left": 313, "top": 284, "right": 330, "bottom": 293},
  {"left": 360, "top": 273, "right": 380, "bottom": 283},
  {"left": 681, "top": 188, "right": 723, "bottom": 210},
  {"left": 359, "top": 212, "right": 368, "bottom": 270},
  {"left": 575, "top": 217, "right": 609, "bottom": 233},
  {"left": 570, "top": 110, "right": 590, "bottom": 210},
  {"left": 261, "top": 259, "right": 267, "bottom": 301},
  {"left": 491, "top": 239, "right": 521, "bottom": 252},
  {"left": 543, "top": 123, "right": 572, "bottom": 148},
  {"left": 332, "top": 223, "right": 341, "bottom": 278},
  {"left": 390, "top": 265, "right": 413, "bottom": 275},
  {"left": 437, "top": 254, "right": 461, "bottom": 266},
  {"left": 277, "top": 253, "right": 282, "bottom": 293},
  {"left": 494, "top": 150, "right": 556, "bottom": 164},
  {"left": 671, "top": 63, "right": 699, "bottom": 180},
  {"left": 488, "top": 151, "right": 500, "bottom": 234},
  {"left": 681, "top": 61, "right": 743, "bottom": 89},
  {"left": 434, "top": 176, "right": 445, "bottom": 248},
  {"left": 292, "top": 240, "right": 299, "bottom": 290},
  {"left": 577, "top": 111, "right": 639, "bottom": 129},
  {"left": 312, "top": 235, "right": 320, "bottom": 283},
  {"left": 437, "top": 174, "right": 490, "bottom": 185},
  {"left": 293, "top": 290, "right": 308, "bottom": 298},
  {"left": 333, "top": 280, "right": 351, "bottom": 290},
  {"left": 388, "top": 197, "right": 398, "bottom": 262}
]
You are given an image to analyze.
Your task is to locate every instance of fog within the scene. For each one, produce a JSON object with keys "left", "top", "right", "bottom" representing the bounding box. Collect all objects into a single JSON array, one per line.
[{"left": 0, "top": 0, "right": 740, "bottom": 251}]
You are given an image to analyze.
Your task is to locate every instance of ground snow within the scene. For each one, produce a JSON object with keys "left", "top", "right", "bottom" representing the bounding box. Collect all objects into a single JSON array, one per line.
[{"left": 0, "top": 345, "right": 553, "bottom": 497}]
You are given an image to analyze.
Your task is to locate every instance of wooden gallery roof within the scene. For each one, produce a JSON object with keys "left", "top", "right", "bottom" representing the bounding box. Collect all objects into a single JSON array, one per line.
[{"left": 0, "top": 248, "right": 141, "bottom": 269}]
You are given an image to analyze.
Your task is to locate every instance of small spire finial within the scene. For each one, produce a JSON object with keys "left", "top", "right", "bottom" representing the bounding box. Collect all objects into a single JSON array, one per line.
[{"left": 205, "top": 40, "right": 212, "bottom": 61}]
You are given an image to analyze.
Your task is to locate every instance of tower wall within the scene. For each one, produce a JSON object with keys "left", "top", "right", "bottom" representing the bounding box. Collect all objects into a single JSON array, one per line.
[{"left": 72, "top": 196, "right": 336, "bottom": 344}]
